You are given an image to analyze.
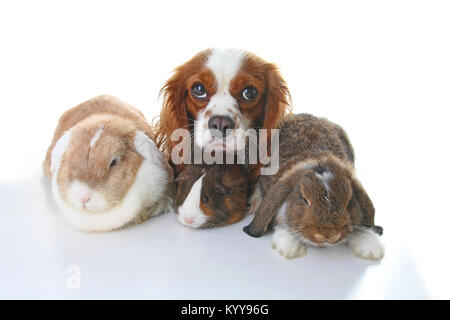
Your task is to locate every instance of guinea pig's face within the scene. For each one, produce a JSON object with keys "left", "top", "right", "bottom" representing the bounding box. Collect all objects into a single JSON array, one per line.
[
  {"left": 175, "top": 165, "right": 248, "bottom": 228},
  {"left": 174, "top": 165, "right": 203, "bottom": 210},
  {"left": 286, "top": 167, "right": 354, "bottom": 247},
  {"left": 57, "top": 125, "right": 142, "bottom": 213}
]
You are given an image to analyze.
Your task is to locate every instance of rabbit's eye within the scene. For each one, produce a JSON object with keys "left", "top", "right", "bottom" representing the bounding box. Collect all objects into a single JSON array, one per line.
[{"left": 109, "top": 158, "right": 118, "bottom": 168}]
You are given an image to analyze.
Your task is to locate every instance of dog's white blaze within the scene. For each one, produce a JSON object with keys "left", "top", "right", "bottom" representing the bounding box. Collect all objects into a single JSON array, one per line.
[
  {"left": 177, "top": 174, "right": 207, "bottom": 228},
  {"left": 195, "top": 49, "right": 249, "bottom": 151},
  {"left": 206, "top": 48, "right": 245, "bottom": 92}
]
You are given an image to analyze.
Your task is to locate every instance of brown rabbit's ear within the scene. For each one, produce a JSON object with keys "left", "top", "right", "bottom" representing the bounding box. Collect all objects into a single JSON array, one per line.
[
  {"left": 342, "top": 177, "right": 353, "bottom": 207},
  {"left": 298, "top": 172, "right": 315, "bottom": 206},
  {"left": 348, "top": 177, "right": 377, "bottom": 230},
  {"left": 243, "top": 176, "right": 296, "bottom": 238}
]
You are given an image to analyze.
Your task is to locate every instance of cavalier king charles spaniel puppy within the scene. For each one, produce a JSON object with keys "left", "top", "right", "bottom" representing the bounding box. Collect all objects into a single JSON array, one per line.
[{"left": 155, "top": 48, "right": 291, "bottom": 175}]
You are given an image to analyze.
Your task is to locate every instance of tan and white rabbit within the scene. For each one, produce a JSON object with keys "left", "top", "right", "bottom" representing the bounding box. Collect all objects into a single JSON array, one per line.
[
  {"left": 43, "top": 95, "right": 174, "bottom": 232},
  {"left": 243, "top": 114, "right": 384, "bottom": 260}
]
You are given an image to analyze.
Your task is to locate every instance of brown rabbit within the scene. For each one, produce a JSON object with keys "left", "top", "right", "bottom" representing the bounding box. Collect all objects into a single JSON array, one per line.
[{"left": 243, "top": 114, "right": 384, "bottom": 260}]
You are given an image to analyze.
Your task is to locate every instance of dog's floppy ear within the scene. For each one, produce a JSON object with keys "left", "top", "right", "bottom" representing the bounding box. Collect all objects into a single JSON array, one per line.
[
  {"left": 243, "top": 174, "right": 296, "bottom": 238},
  {"left": 154, "top": 50, "right": 211, "bottom": 159},
  {"left": 155, "top": 70, "right": 189, "bottom": 155},
  {"left": 261, "top": 63, "right": 291, "bottom": 148}
]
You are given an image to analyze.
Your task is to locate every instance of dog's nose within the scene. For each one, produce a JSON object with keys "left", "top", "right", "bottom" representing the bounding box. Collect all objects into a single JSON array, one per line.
[{"left": 208, "top": 116, "right": 235, "bottom": 138}]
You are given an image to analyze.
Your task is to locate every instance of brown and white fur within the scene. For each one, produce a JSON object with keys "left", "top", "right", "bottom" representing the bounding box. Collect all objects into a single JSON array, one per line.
[
  {"left": 174, "top": 164, "right": 249, "bottom": 228},
  {"left": 155, "top": 48, "right": 291, "bottom": 177},
  {"left": 244, "top": 114, "right": 384, "bottom": 260},
  {"left": 43, "top": 95, "right": 174, "bottom": 232}
]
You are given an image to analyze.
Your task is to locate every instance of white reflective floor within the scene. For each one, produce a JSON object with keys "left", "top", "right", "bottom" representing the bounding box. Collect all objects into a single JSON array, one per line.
[{"left": 0, "top": 171, "right": 438, "bottom": 299}]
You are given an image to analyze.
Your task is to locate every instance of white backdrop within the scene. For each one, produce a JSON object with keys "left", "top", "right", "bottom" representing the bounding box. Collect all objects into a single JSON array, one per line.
[{"left": 0, "top": 1, "right": 449, "bottom": 299}]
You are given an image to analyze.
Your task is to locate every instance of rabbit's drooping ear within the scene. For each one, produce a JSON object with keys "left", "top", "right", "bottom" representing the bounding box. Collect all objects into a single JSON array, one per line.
[
  {"left": 50, "top": 129, "right": 72, "bottom": 175},
  {"left": 243, "top": 175, "right": 296, "bottom": 238},
  {"left": 134, "top": 131, "right": 158, "bottom": 160},
  {"left": 348, "top": 177, "right": 382, "bottom": 235}
]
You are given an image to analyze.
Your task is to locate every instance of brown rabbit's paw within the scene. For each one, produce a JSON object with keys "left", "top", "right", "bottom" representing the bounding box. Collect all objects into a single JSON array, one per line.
[
  {"left": 349, "top": 230, "right": 384, "bottom": 260},
  {"left": 272, "top": 228, "right": 307, "bottom": 259}
]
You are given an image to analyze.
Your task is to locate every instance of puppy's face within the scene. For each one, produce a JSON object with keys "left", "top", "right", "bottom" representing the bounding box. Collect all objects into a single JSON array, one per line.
[
  {"left": 175, "top": 165, "right": 248, "bottom": 228},
  {"left": 159, "top": 48, "right": 290, "bottom": 155},
  {"left": 189, "top": 49, "right": 265, "bottom": 152}
]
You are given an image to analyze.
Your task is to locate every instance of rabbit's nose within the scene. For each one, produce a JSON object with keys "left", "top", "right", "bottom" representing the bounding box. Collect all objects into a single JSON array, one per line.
[
  {"left": 81, "top": 196, "right": 91, "bottom": 208},
  {"left": 327, "top": 232, "right": 342, "bottom": 244},
  {"left": 314, "top": 232, "right": 342, "bottom": 244},
  {"left": 314, "top": 234, "right": 327, "bottom": 243},
  {"left": 183, "top": 217, "right": 194, "bottom": 225}
]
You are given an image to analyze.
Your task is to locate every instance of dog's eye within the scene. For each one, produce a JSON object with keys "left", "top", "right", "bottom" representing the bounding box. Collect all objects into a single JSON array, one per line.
[
  {"left": 201, "top": 195, "right": 209, "bottom": 204},
  {"left": 242, "top": 87, "right": 258, "bottom": 101},
  {"left": 191, "top": 83, "right": 207, "bottom": 100}
]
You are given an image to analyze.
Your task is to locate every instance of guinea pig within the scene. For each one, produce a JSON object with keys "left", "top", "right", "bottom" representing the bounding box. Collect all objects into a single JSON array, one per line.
[
  {"left": 174, "top": 164, "right": 249, "bottom": 228},
  {"left": 243, "top": 113, "right": 384, "bottom": 260},
  {"left": 43, "top": 95, "right": 174, "bottom": 232}
]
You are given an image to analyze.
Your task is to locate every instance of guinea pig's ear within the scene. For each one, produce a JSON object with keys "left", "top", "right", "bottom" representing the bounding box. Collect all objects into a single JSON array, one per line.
[
  {"left": 348, "top": 177, "right": 378, "bottom": 231},
  {"left": 190, "top": 165, "right": 205, "bottom": 178},
  {"left": 213, "top": 185, "right": 226, "bottom": 195},
  {"left": 50, "top": 129, "right": 72, "bottom": 175},
  {"left": 134, "top": 131, "right": 159, "bottom": 161},
  {"left": 243, "top": 175, "right": 296, "bottom": 238}
]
